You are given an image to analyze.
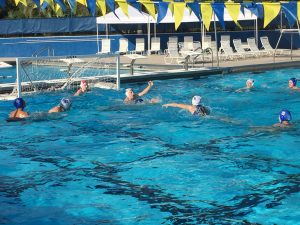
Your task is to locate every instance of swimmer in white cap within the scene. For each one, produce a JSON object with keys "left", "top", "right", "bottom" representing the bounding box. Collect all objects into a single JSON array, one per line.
[
  {"left": 124, "top": 81, "right": 160, "bottom": 104},
  {"left": 235, "top": 79, "right": 254, "bottom": 92},
  {"left": 49, "top": 98, "right": 72, "bottom": 113},
  {"left": 163, "top": 95, "right": 210, "bottom": 116}
]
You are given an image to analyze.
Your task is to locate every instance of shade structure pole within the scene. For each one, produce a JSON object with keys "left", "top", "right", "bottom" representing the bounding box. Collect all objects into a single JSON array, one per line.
[
  {"left": 106, "top": 24, "right": 108, "bottom": 38},
  {"left": 255, "top": 18, "right": 258, "bottom": 46},
  {"left": 213, "top": 14, "right": 219, "bottom": 67},
  {"left": 147, "top": 16, "right": 151, "bottom": 55},
  {"left": 154, "top": 23, "right": 157, "bottom": 38},
  {"left": 96, "top": 22, "right": 100, "bottom": 53}
]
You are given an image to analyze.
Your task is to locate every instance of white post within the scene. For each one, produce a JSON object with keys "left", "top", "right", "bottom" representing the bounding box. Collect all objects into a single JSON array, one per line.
[
  {"left": 116, "top": 54, "right": 120, "bottom": 90},
  {"left": 213, "top": 14, "right": 219, "bottom": 67},
  {"left": 255, "top": 18, "right": 258, "bottom": 46},
  {"left": 96, "top": 23, "right": 100, "bottom": 53},
  {"left": 147, "top": 17, "right": 151, "bottom": 55},
  {"left": 106, "top": 24, "right": 108, "bottom": 38},
  {"left": 16, "top": 58, "right": 21, "bottom": 98}
]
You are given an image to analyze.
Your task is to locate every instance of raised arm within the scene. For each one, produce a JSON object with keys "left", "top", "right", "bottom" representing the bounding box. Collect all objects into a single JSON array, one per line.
[
  {"left": 138, "top": 81, "right": 153, "bottom": 97},
  {"left": 163, "top": 103, "right": 194, "bottom": 114}
]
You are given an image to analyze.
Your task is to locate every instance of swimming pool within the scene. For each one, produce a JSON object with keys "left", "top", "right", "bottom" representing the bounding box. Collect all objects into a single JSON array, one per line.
[{"left": 0, "top": 68, "right": 300, "bottom": 224}]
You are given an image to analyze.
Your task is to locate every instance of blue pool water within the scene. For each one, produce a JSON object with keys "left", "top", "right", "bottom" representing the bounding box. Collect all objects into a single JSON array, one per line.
[{"left": 0, "top": 68, "right": 300, "bottom": 224}]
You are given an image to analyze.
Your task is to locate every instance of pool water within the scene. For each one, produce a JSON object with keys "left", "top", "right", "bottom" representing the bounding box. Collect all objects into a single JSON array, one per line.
[{"left": 0, "top": 68, "right": 300, "bottom": 224}]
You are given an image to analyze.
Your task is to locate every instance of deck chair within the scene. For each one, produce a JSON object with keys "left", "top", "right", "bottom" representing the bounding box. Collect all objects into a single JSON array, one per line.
[
  {"left": 202, "top": 36, "right": 212, "bottom": 49},
  {"left": 164, "top": 41, "right": 185, "bottom": 64},
  {"left": 260, "top": 36, "right": 289, "bottom": 56},
  {"left": 221, "top": 35, "right": 230, "bottom": 43},
  {"left": 116, "top": 38, "right": 128, "bottom": 54},
  {"left": 98, "top": 39, "right": 111, "bottom": 54},
  {"left": 233, "top": 39, "right": 256, "bottom": 58},
  {"left": 179, "top": 36, "right": 194, "bottom": 51},
  {"left": 219, "top": 40, "right": 243, "bottom": 60},
  {"left": 131, "top": 38, "right": 145, "bottom": 55},
  {"left": 247, "top": 38, "right": 268, "bottom": 56},
  {"left": 149, "top": 37, "right": 161, "bottom": 54}
]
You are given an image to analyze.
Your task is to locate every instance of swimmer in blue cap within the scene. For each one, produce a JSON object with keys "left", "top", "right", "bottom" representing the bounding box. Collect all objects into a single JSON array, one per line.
[
  {"left": 124, "top": 81, "right": 160, "bottom": 104},
  {"left": 163, "top": 95, "right": 210, "bottom": 116},
  {"left": 9, "top": 97, "right": 29, "bottom": 119},
  {"left": 235, "top": 79, "right": 254, "bottom": 92},
  {"left": 49, "top": 98, "right": 72, "bottom": 113},
  {"left": 288, "top": 78, "right": 299, "bottom": 90},
  {"left": 273, "top": 109, "right": 292, "bottom": 127}
]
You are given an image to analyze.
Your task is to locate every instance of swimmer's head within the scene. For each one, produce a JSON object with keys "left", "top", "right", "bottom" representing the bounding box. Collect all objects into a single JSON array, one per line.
[
  {"left": 13, "top": 98, "right": 26, "bottom": 110},
  {"left": 246, "top": 79, "right": 254, "bottom": 88},
  {"left": 289, "top": 78, "right": 297, "bottom": 88},
  {"left": 59, "top": 98, "right": 72, "bottom": 111},
  {"left": 192, "top": 95, "right": 201, "bottom": 106},
  {"left": 80, "top": 80, "right": 88, "bottom": 90},
  {"left": 279, "top": 109, "right": 292, "bottom": 124},
  {"left": 125, "top": 88, "right": 134, "bottom": 99}
]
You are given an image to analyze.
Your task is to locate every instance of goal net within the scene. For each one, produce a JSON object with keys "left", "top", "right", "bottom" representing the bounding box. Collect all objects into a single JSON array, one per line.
[{"left": 14, "top": 54, "right": 120, "bottom": 97}]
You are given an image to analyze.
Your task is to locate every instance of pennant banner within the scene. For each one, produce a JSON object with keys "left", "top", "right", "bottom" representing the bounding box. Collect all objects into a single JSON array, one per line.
[
  {"left": 68, "top": 0, "right": 76, "bottom": 13},
  {"left": 212, "top": 3, "right": 225, "bottom": 30},
  {"left": 117, "top": 0, "right": 129, "bottom": 17},
  {"left": 281, "top": 2, "right": 297, "bottom": 29},
  {"left": 32, "top": 0, "right": 40, "bottom": 7},
  {"left": 106, "top": 0, "right": 115, "bottom": 12},
  {"left": 187, "top": 2, "right": 200, "bottom": 21},
  {"left": 77, "top": 0, "right": 86, "bottom": 6},
  {"left": 173, "top": 2, "right": 185, "bottom": 30},
  {"left": 96, "top": 0, "right": 106, "bottom": 16},
  {"left": 86, "top": 0, "right": 96, "bottom": 16},
  {"left": 298, "top": 2, "right": 300, "bottom": 21},
  {"left": 0, "top": 0, "right": 5, "bottom": 8},
  {"left": 128, "top": 0, "right": 141, "bottom": 12},
  {"left": 225, "top": 3, "right": 240, "bottom": 27},
  {"left": 15, "top": 0, "right": 27, "bottom": 6},
  {"left": 140, "top": 1, "right": 156, "bottom": 20},
  {"left": 201, "top": 3, "right": 212, "bottom": 31},
  {"left": 156, "top": 2, "right": 169, "bottom": 23},
  {"left": 55, "top": 0, "right": 66, "bottom": 12},
  {"left": 263, "top": 3, "right": 280, "bottom": 28}
]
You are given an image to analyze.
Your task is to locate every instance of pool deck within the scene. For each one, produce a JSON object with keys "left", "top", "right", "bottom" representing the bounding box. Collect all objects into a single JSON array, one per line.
[{"left": 1, "top": 50, "right": 300, "bottom": 84}]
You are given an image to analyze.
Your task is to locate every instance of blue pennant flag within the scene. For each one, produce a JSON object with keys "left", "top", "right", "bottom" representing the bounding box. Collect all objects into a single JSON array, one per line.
[
  {"left": 68, "top": 0, "right": 76, "bottom": 13},
  {"left": 0, "top": 0, "right": 5, "bottom": 8},
  {"left": 212, "top": 3, "right": 225, "bottom": 30},
  {"left": 256, "top": 3, "right": 264, "bottom": 19},
  {"left": 87, "top": 0, "right": 96, "bottom": 16},
  {"left": 106, "top": 0, "right": 115, "bottom": 12},
  {"left": 187, "top": 3, "right": 201, "bottom": 21},
  {"left": 41, "top": 1, "right": 48, "bottom": 11},
  {"left": 281, "top": 2, "right": 297, "bottom": 28},
  {"left": 243, "top": 2, "right": 258, "bottom": 18},
  {"left": 55, "top": 0, "right": 66, "bottom": 12},
  {"left": 156, "top": 2, "right": 169, "bottom": 24},
  {"left": 32, "top": 0, "right": 40, "bottom": 8},
  {"left": 128, "top": 0, "right": 141, "bottom": 12}
]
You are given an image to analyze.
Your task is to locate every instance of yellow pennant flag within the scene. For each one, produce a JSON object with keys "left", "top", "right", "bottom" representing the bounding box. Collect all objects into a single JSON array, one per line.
[
  {"left": 55, "top": 4, "right": 64, "bottom": 17},
  {"left": 77, "top": 0, "right": 87, "bottom": 6},
  {"left": 116, "top": 0, "right": 128, "bottom": 17},
  {"left": 96, "top": 0, "right": 106, "bottom": 16},
  {"left": 140, "top": 1, "right": 156, "bottom": 20},
  {"left": 298, "top": 2, "right": 300, "bottom": 21},
  {"left": 45, "top": 0, "right": 55, "bottom": 11},
  {"left": 225, "top": 3, "right": 241, "bottom": 28},
  {"left": 201, "top": 3, "right": 212, "bottom": 31},
  {"left": 174, "top": 2, "right": 185, "bottom": 30},
  {"left": 263, "top": 3, "right": 281, "bottom": 28},
  {"left": 15, "top": 0, "right": 27, "bottom": 6}
]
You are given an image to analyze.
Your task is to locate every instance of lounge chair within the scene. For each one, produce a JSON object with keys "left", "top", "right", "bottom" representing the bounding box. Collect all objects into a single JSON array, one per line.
[
  {"left": 98, "top": 39, "right": 111, "bottom": 54},
  {"left": 149, "top": 37, "right": 161, "bottom": 55},
  {"left": 131, "top": 38, "right": 145, "bottom": 55},
  {"left": 219, "top": 40, "right": 243, "bottom": 60},
  {"left": 164, "top": 41, "right": 185, "bottom": 65},
  {"left": 116, "top": 38, "right": 128, "bottom": 55},
  {"left": 260, "top": 36, "right": 290, "bottom": 56},
  {"left": 179, "top": 36, "right": 195, "bottom": 52},
  {"left": 247, "top": 38, "right": 268, "bottom": 56},
  {"left": 233, "top": 39, "right": 256, "bottom": 58}
]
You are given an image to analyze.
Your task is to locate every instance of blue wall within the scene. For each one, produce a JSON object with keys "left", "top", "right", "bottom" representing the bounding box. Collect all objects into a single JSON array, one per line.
[{"left": 0, "top": 30, "right": 299, "bottom": 58}]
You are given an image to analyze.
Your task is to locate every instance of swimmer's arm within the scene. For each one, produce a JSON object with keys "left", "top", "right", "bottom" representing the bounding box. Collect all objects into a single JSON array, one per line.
[
  {"left": 235, "top": 87, "right": 246, "bottom": 93},
  {"left": 138, "top": 81, "right": 153, "bottom": 97},
  {"left": 163, "top": 103, "right": 194, "bottom": 113},
  {"left": 74, "top": 89, "right": 81, "bottom": 96}
]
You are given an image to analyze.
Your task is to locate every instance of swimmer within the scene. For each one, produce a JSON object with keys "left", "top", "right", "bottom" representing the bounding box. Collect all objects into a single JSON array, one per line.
[
  {"left": 124, "top": 81, "right": 160, "bottom": 104},
  {"left": 235, "top": 79, "right": 254, "bottom": 92},
  {"left": 74, "top": 80, "right": 88, "bottom": 96},
  {"left": 273, "top": 109, "right": 292, "bottom": 127},
  {"left": 288, "top": 78, "right": 299, "bottom": 90},
  {"left": 8, "top": 97, "right": 29, "bottom": 119},
  {"left": 48, "top": 98, "right": 72, "bottom": 113},
  {"left": 163, "top": 95, "right": 210, "bottom": 116}
]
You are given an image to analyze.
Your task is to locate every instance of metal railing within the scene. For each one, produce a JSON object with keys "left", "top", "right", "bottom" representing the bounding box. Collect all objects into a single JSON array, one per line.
[{"left": 32, "top": 47, "right": 55, "bottom": 57}]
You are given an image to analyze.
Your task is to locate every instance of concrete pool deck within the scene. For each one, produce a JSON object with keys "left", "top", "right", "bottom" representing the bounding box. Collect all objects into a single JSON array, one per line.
[{"left": 1, "top": 50, "right": 300, "bottom": 84}]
